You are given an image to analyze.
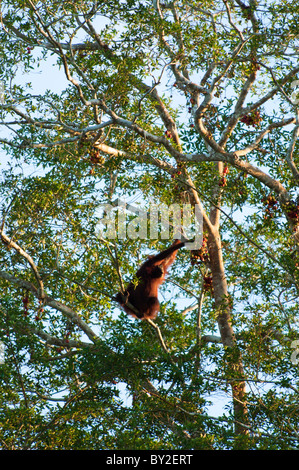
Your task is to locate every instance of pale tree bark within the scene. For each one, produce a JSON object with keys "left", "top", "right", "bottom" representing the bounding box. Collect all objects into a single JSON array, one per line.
[{"left": 2, "top": 0, "right": 299, "bottom": 446}]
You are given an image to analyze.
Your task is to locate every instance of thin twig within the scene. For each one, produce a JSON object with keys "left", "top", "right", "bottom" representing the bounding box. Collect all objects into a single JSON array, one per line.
[{"left": 146, "top": 318, "right": 170, "bottom": 356}]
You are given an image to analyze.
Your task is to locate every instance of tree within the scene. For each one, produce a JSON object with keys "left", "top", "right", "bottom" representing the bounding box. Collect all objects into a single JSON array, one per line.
[{"left": 0, "top": 0, "right": 298, "bottom": 450}]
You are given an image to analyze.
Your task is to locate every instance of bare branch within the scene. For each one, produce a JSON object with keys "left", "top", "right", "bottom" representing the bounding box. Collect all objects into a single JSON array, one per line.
[
  {"left": 202, "top": 334, "right": 222, "bottom": 344},
  {"left": 234, "top": 117, "right": 296, "bottom": 157},
  {"left": 223, "top": 0, "right": 245, "bottom": 41},
  {"left": 286, "top": 110, "right": 299, "bottom": 180},
  {"left": 27, "top": 0, "right": 89, "bottom": 106},
  {"left": 146, "top": 318, "right": 171, "bottom": 356},
  {"left": 22, "top": 323, "right": 92, "bottom": 349},
  {"left": 0, "top": 230, "right": 45, "bottom": 300},
  {"left": 243, "top": 64, "right": 299, "bottom": 116},
  {"left": 0, "top": 270, "right": 98, "bottom": 343}
]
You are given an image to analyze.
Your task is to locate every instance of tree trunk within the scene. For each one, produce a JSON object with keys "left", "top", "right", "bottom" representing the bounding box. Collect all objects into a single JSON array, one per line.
[
  {"left": 186, "top": 172, "right": 249, "bottom": 442},
  {"left": 208, "top": 228, "right": 249, "bottom": 440}
]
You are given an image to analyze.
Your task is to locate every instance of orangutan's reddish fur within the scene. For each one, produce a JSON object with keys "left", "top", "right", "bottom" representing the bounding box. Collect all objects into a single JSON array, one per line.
[{"left": 115, "top": 240, "right": 185, "bottom": 319}]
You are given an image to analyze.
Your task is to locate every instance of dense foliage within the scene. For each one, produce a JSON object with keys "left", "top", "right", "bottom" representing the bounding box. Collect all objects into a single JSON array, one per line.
[{"left": 0, "top": 0, "right": 298, "bottom": 449}]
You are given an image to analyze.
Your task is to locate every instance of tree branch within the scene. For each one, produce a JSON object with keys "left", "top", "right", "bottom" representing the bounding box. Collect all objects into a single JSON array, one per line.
[
  {"left": 0, "top": 230, "right": 45, "bottom": 300},
  {"left": 0, "top": 270, "right": 98, "bottom": 343}
]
